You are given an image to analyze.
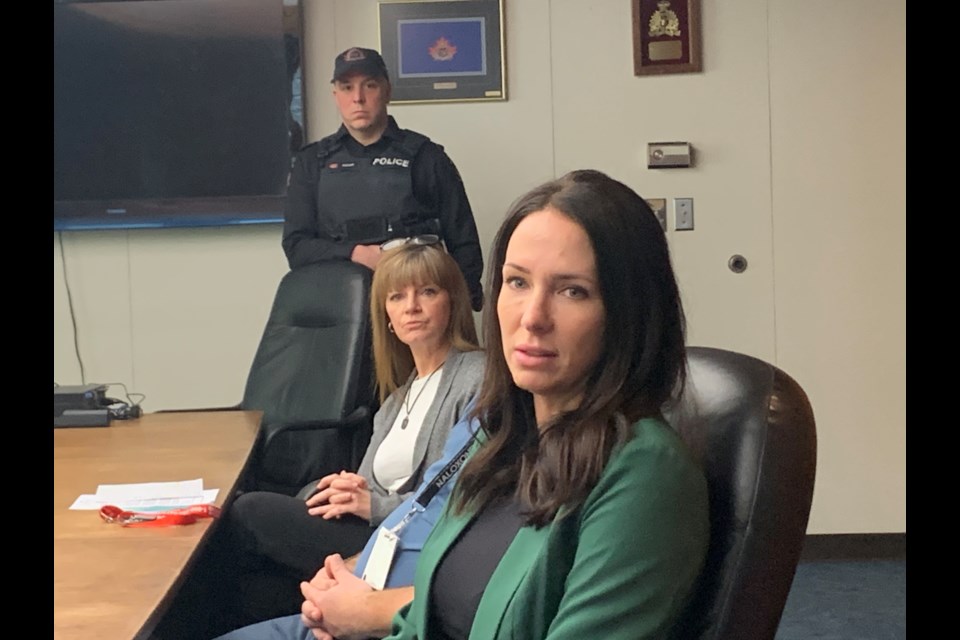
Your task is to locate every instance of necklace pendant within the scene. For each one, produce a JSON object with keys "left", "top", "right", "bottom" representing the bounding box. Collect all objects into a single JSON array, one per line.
[{"left": 401, "top": 416, "right": 409, "bottom": 430}]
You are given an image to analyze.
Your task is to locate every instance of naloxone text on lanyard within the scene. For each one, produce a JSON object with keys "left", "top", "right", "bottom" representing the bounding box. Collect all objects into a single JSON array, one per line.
[{"left": 361, "top": 432, "right": 476, "bottom": 590}]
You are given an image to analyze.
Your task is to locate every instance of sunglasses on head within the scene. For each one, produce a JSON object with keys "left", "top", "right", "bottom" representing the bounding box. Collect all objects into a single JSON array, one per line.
[{"left": 379, "top": 234, "right": 442, "bottom": 252}]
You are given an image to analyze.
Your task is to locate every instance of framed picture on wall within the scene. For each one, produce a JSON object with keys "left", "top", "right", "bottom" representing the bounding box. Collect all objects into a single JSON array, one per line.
[
  {"left": 378, "top": 0, "right": 506, "bottom": 103},
  {"left": 632, "top": 0, "right": 702, "bottom": 76}
]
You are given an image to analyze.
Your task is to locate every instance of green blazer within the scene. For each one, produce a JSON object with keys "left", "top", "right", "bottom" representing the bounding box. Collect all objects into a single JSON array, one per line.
[{"left": 385, "top": 417, "right": 710, "bottom": 640}]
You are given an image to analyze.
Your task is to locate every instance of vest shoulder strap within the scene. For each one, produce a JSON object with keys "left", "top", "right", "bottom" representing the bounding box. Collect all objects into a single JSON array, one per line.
[
  {"left": 395, "top": 128, "right": 431, "bottom": 158},
  {"left": 311, "top": 128, "right": 428, "bottom": 161},
  {"left": 313, "top": 134, "right": 343, "bottom": 162}
]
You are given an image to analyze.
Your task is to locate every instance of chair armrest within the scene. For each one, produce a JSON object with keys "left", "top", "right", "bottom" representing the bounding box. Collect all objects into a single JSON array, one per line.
[
  {"left": 153, "top": 403, "right": 243, "bottom": 413},
  {"left": 295, "top": 481, "right": 321, "bottom": 501},
  {"left": 259, "top": 406, "right": 372, "bottom": 449},
  {"left": 252, "top": 406, "right": 375, "bottom": 495}
]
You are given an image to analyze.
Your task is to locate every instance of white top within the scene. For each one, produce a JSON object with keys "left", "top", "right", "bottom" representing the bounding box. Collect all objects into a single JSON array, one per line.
[{"left": 372, "top": 367, "right": 444, "bottom": 492}]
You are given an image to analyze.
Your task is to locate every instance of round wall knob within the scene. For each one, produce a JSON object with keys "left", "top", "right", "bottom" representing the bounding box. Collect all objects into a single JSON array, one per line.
[{"left": 728, "top": 255, "right": 748, "bottom": 273}]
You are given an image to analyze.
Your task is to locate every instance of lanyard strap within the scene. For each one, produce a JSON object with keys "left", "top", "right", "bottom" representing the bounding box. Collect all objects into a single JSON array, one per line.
[
  {"left": 99, "top": 503, "right": 221, "bottom": 528},
  {"left": 415, "top": 432, "right": 476, "bottom": 508},
  {"left": 388, "top": 430, "right": 477, "bottom": 536}
]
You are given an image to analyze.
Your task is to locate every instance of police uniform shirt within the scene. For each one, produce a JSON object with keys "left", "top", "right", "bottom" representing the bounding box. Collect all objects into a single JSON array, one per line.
[{"left": 282, "top": 116, "right": 484, "bottom": 310}]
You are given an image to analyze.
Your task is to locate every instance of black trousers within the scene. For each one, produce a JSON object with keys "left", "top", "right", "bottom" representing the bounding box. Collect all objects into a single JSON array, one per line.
[{"left": 220, "top": 490, "right": 373, "bottom": 629}]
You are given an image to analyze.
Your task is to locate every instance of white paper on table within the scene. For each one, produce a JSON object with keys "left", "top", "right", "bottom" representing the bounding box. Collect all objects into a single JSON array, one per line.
[
  {"left": 95, "top": 478, "right": 204, "bottom": 501},
  {"left": 69, "top": 488, "right": 220, "bottom": 511}
]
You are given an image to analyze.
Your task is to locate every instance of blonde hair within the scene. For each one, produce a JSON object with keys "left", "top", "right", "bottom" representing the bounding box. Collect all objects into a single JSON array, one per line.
[{"left": 370, "top": 244, "right": 480, "bottom": 403}]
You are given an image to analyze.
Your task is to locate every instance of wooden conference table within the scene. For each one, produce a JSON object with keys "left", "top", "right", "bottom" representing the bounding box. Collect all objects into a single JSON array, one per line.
[{"left": 53, "top": 410, "right": 262, "bottom": 640}]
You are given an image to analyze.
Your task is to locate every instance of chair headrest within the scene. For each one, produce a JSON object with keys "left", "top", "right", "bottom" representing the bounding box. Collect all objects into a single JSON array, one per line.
[
  {"left": 664, "top": 346, "right": 817, "bottom": 640},
  {"left": 271, "top": 262, "right": 373, "bottom": 328}
]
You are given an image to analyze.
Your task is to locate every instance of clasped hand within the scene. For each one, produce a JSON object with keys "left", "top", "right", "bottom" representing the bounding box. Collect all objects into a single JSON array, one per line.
[
  {"left": 305, "top": 471, "right": 372, "bottom": 521},
  {"left": 301, "top": 554, "right": 374, "bottom": 640},
  {"left": 350, "top": 244, "right": 383, "bottom": 270}
]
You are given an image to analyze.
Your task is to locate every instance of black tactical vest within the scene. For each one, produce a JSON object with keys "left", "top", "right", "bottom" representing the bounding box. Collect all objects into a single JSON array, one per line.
[{"left": 313, "top": 129, "right": 438, "bottom": 244}]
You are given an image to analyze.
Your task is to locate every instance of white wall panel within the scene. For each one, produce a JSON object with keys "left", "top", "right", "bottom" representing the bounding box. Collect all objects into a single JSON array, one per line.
[
  {"left": 53, "top": 0, "right": 906, "bottom": 533},
  {"left": 769, "top": 0, "right": 906, "bottom": 532}
]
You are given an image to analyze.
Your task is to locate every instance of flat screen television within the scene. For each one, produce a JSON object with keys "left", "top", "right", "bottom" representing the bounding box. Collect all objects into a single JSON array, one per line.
[{"left": 54, "top": 0, "right": 303, "bottom": 231}]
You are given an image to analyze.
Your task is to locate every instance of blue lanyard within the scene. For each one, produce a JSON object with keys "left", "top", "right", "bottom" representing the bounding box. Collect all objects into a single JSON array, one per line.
[{"left": 388, "top": 432, "right": 476, "bottom": 535}]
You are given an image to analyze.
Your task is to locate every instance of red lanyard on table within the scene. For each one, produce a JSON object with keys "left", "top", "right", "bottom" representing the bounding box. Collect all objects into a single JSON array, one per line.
[{"left": 99, "top": 503, "right": 221, "bottom": 528}]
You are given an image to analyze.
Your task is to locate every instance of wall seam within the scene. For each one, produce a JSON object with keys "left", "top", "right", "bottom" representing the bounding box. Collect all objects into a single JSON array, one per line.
[
  {"left": 764, "top": 0, "right": 778, "bottom": 366},
  {"left": 547, "top": 0, "right": 557, "bottom": 178},
  {"left": 126, "top": 231, "right": 137, "bottom": 394}
]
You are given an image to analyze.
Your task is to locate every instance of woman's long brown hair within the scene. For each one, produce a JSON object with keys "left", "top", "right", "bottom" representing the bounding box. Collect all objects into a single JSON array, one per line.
[{"left": 454, "top": 170, "right": 687, "bottom": 527}]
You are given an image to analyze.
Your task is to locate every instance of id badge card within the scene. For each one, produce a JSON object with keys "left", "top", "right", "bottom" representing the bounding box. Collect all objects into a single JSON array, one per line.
[{"left": 361, "top": 527, "right": 399, "bottom": 590}]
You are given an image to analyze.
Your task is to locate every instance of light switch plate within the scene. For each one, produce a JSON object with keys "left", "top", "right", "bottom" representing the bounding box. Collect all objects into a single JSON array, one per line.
[
  {"left": 645, "top": 198, "right": 667, "bottom": 231},
  {"left": 675, "top": 198, "right": 694, "bottom": 230}
]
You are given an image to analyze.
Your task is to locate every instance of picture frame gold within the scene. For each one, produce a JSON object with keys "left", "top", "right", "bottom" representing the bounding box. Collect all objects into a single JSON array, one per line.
[
  {"left": 378, "top": 0, "right": 507, "bottom": 104},
  {"left": 632, "top": 0, "right": 702, "bottom": 76}
]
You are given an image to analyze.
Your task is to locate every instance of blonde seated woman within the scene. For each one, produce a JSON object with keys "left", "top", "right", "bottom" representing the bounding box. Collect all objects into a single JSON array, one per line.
[{"left": 220, "top": 241, "right": 483, "bottom": 629}]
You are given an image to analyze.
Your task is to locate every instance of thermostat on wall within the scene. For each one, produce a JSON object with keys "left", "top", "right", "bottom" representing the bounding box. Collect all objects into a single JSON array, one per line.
[{"left": 648, "top": 142, "right": 693, "bottom": 168}]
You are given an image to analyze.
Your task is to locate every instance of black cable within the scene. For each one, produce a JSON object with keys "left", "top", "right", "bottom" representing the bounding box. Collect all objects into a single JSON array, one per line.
[
  {"left": 101, "top": 381, "right": 147, "bottom": 409},
  {"left": 57, "top": 232, "right": 86, "bottom": 384},
  {"left": 100, "top": 382, "right": 147, "bottom": 420}
]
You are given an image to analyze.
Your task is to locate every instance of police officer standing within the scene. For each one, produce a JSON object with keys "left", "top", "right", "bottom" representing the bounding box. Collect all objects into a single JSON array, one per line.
[{"left": 282, "top": 47, "right": 485, "bottom": 310}]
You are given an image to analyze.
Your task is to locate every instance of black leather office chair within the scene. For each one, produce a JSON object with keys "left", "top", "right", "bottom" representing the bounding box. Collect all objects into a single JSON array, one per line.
[
  {"left": 665, "top": 346, "right": 818, "bottom": 640},
  {"left": 241, "top": 261, "right": 377, "bottom": 496}
]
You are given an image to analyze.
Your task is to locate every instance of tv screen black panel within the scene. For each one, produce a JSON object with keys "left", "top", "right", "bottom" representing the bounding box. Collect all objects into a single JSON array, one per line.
[{"left": 54, "top": 0, "right": 302, "bottom": 230}]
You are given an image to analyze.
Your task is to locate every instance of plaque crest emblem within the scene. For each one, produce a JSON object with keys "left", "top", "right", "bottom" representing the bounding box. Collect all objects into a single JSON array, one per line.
[
  {"left": 428, "top": 37, "right": 458, "bottom": 62},
  {"left": 649, "top": 1, "right": 682, "bottom": 37}
]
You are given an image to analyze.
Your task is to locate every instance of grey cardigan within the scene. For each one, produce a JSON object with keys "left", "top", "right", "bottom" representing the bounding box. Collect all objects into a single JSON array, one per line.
[{"left": 358, "top": 348, "right": 484, "bottom": 526}]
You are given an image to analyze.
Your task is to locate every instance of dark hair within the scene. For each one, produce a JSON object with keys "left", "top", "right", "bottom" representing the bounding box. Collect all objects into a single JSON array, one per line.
[
  {"left": 454, "top": 169, "right": 687, "bottom": 526},
  {"left": 370, "top": 243, "right": 480, "bottom": 403}
]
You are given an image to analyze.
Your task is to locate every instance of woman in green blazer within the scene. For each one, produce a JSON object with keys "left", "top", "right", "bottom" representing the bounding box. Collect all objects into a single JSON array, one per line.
[{"left": 384, "top": 170, "right": 710, "bottom": 640}]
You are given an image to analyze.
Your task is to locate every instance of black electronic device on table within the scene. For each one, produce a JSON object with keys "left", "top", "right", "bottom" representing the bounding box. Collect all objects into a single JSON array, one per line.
[{"left": 54, "top": 384, "right": 110, "bottom": 428}]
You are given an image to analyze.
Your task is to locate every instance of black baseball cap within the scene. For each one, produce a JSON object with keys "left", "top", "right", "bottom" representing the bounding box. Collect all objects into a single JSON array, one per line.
[{"left": 331, "top": 47, "right": 390, "bottom": 83}]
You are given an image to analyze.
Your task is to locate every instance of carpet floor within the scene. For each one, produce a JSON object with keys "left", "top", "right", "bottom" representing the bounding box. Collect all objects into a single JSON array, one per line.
[{"left": 775, "top": 559, "right": 906, "bottom": 640}]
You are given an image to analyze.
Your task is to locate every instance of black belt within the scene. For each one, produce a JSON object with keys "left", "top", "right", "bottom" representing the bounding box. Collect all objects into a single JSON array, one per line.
[{"left": 341, "top": 216, "right": 441, "bottom": 244}]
